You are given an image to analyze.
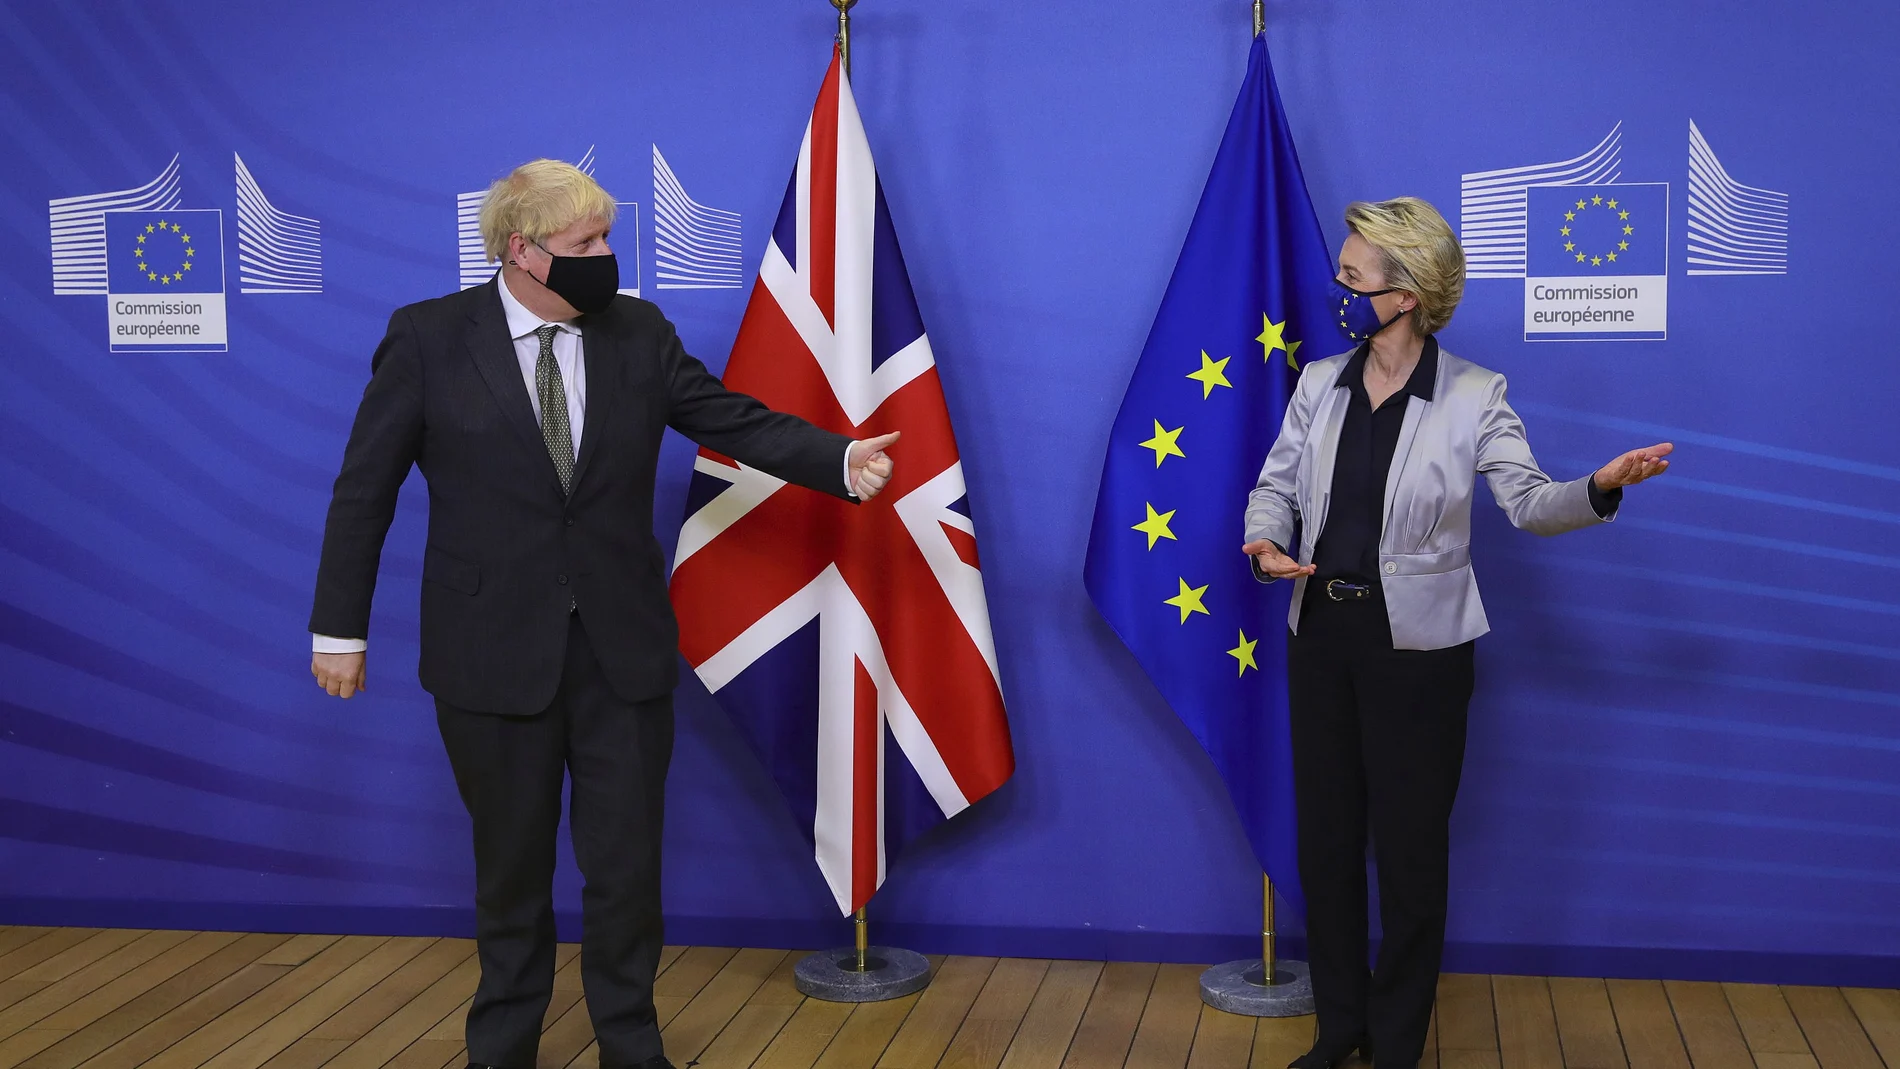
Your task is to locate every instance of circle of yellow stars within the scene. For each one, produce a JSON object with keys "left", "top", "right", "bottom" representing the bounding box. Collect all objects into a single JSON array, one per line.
[
  {"left": 1128, "top": 312, "right": 1300, "bottom": 678},
  {"left": 1558, "top": 194, "right": 1634, "bottom": 269},
  {"left": 133, "top": 218, "right": 196, "bottom": 286}
]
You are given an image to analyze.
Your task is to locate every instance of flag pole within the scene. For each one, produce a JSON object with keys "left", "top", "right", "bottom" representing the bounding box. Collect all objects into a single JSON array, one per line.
[
  {"left": 1263, "top": 873, "right": 1276, "bottom": 978},
  {"left": 1197, "top": 5, "right": 1318, "bottom": 1018},
  {"left": 788, "top": 6, "right": 931, "bottom": 999},
  {"left": 832, "top": 0, "right": 858, "bottom": 74}
]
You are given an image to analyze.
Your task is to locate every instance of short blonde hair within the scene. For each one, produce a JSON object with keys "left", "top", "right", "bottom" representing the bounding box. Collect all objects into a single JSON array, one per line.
[
  {"left": 478, "top": 159, "right": 618, "bottom": 262},
  {"left": 1344, "top": 197, "right": 1466, "bottom": 336}
]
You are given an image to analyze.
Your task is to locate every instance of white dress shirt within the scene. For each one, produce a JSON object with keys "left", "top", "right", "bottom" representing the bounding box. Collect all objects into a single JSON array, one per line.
[{"left": 313, "top": 271, "right": 860, "bottom": 655}]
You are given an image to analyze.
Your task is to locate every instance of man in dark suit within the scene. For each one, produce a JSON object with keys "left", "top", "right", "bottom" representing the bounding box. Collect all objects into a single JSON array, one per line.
[{"left": 309, "top": 159, "right": 898, "bottom": 1069}]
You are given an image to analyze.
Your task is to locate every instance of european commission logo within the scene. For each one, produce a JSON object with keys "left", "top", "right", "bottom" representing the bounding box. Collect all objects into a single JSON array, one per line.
[
  {"left": 51, "top": 155, "right": 323, "bottom": 352},
  {"left": 105, "top": 210, "right": 227, "bottom": 352},
  {"left": 1524, "top": 183, "right": 1668, "bottom": 341},
  {"left": 1459, "top": 120, "right": 1787, "bottom": 343}
]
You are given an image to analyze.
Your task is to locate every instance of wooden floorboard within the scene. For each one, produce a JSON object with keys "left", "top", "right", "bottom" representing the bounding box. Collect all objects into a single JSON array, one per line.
[
  {"left": 1062, "top": 962, "right": 1155, "bottom": 1069},
  {"left": 0, "top": 930, "right": 1891, "bottom": 1069},
  {"left": 1781, "top": 986, "right": 1886, "bottom": 1069}
]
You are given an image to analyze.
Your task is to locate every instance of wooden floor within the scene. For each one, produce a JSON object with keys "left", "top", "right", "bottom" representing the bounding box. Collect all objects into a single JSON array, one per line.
[{"left": 0, "top": 929, "right": 1894, "bottom": 1069}]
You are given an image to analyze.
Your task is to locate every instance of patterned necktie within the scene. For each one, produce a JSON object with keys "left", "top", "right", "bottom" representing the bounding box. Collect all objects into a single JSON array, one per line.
[{"left": 533, "top": 324, "right": 575, "bottom": 495}]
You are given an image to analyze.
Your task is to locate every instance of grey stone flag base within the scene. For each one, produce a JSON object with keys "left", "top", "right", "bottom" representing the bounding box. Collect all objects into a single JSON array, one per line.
[
  {"left": 794, "top": 946, "right": 933, "bottom": 1002},
  {"left": 1199, "top": 958, "right": 1316, "bottom": 1017}
]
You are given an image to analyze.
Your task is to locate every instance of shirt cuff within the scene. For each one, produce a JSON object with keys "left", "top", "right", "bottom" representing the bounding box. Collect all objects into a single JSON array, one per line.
[
  {"left": 1586, "top": 477, "right": 1623, "bottom": 519},
  {"left": 843, "top": 442, "right": 858, "bottom": 498},
  {"left": 312, "top": 634, "right": 367, "bottom": 654}
]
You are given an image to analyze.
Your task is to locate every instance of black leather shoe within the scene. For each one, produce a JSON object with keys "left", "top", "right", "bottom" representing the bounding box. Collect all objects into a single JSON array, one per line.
[
  {"left": 600, "top": 1057, "right": 676, "bottom": 1069},
  {"left": 1287, "top": 1035, "right": 1372, "bottom": 1068}
]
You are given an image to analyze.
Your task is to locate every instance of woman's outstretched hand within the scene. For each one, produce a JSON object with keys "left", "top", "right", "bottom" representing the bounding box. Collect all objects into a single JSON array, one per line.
[
  {"left": 1242, "top": 539, "right": 1316, "bottom": 580},
  {"left": 1593, "top": 442, "right": 1674, "bottom": 490}
]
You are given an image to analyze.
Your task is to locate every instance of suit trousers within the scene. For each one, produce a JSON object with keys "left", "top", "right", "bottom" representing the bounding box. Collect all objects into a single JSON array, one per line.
[
  {"left": 1287, "top": 590, "right": 1475, "bottom": 1069},
  {"left": 436, "top": 615, "right": 674, "bottom": 1069}
]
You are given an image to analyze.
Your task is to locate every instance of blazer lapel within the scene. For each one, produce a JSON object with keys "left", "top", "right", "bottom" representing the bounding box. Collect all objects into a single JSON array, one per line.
[
  {"left": 1383, "top": 395, "right": 1427, "bottom": 533},
  {"left": 465, "top": 280, "right": 564, "bottom": 493},
  {"left": 1303, "top": 367, "right": 1351, "bottom": 553},
  {"left": 1382, "top": 349, "right": 1448, "bottom": 533},
  {"left": 570, "top": 315, "right": 619, "bottom": 492}
]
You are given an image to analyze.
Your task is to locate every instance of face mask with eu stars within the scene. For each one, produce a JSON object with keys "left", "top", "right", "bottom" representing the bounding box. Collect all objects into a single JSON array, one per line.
[{"left": 1332, "top": 279, "right": 1407, "bottom": 343}]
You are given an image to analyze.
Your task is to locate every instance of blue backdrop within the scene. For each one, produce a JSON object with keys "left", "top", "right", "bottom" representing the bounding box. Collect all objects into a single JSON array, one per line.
[{"left": 2, "top": 0, "right": 1895, "bottom": 985}]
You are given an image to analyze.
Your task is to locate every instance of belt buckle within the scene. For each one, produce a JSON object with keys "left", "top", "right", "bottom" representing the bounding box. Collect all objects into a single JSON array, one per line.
[{"left": 1325, "top": 579, "right": 1368, "bottom": 602}]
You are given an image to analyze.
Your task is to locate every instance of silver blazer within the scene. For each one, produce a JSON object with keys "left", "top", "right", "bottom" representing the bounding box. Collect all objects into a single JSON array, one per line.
[{"left": 1245, "top": 346, "right": 1614, "bottom": 650}]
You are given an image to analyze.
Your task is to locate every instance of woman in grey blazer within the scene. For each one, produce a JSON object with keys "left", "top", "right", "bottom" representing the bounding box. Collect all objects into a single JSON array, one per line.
[{"left": 1242, "top": 197, "right": 1671, "bottom": 1069}]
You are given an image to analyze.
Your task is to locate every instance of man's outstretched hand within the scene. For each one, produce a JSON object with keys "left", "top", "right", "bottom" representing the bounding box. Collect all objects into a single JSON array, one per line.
[{"left": 849, "top": 432, "right": 901, "bottom": 500}]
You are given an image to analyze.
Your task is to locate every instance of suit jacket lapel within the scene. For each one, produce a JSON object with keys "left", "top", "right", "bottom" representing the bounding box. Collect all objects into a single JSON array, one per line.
[
  {"left": 1383, "top": 395, "right": 1426, "bottom": 533},
  {"left": 465, "top": 280, "right": 564, "bottom": 493},
  {"left": 570, "top": 315, "right": 619, "bottom": 491},
  {"left": 1304, "top": 367, "right": 1351, "bottom": 553},
  {"left": 1382, "top": 351, "right": 1447, "bottom": 533}
]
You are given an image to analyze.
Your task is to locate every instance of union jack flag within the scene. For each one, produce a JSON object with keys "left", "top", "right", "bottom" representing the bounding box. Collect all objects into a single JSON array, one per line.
[{"left": 669, "top": 50, "right": 1015, "bottom": 915}]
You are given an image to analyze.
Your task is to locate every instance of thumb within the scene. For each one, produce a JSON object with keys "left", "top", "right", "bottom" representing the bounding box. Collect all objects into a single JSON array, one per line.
[{"left": 858, "top": 431, "right": 902, "bottom": 454}]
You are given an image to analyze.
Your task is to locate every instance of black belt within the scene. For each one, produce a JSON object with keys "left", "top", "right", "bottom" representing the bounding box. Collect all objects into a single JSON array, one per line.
[{"left": 1315, "top": 578, "right": 1380, "bottom": 602}]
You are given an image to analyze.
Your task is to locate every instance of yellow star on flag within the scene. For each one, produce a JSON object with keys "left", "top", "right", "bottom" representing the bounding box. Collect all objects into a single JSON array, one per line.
[
  {"left": 1165, "top": 578, "right": 1210, "bottom": 623},
  {"left": 156, "top": 219, "right": 167, "bottom": 230},
  {"left": 1563, "top": 241, "right": 1575, "bottom": 252},
  {"left": 1257, "top": 314, "right": 1293, "bottom": 365},
  {"left": 144, "top": 224, "right": 155, "bottom": 234},
  {"left": 136, "top": 234, "right": 146, "bottom": 244},
  {"left": 1591, "top": 256, "right": 1603, "bottom": 266},
  {"left": 1132, "top": 503, "right": 1178, "bottom": 549},
  {"left": 1618, "top": 240, "right": 1629, "bottom": 250},
  {"left": 1607, "top": 198, "right": 1619, "bottom": 209},
  {"left": 1606, "top": 252, "right": 1617, "bottom": 263},
  {"left": 1591, "top": 194, "right": 1603, "bottom": 205},
  {"left": 1228, "top": 630, "right": 1258, "bottom": 676},
  {"left": 1559, "top": 225, "right": 1571, "bottom": 236},
  {"left": 1575, "top": 199, "right": 1586, "bottom": 210},
  {"left": 1619, "top": 210, "right": 1630, "bottom": 220},
  {"left": 1623, "top": 224, "right": 1634, "bottom": 235},
  {"left": 1140, "top": 421, "right": 1185, "bottom": 467},
  {"left": 1575, "top": 253, "right": 1585, "bottom": 263},
  {"left": 1564, "top": 210, "right": 1576, "bottom": 221},
  {"left": 1187, "top": 351, "right": 1232, "bottom": 398}
]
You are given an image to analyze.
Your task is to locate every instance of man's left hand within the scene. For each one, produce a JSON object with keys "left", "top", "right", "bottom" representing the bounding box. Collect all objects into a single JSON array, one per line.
[{"left": 849, "top": 432, "right": 901, "bottom": 500}]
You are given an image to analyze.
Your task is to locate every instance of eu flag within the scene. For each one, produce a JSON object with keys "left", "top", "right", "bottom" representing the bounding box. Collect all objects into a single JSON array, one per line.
[{"left": 1083, "top": 35, "right": 1336, "bottom": 916}]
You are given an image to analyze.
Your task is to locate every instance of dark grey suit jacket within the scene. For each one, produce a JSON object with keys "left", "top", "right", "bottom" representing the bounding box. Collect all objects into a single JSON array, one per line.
[{"left": 310, "top": 279, "right": 853, "bottom": 714}]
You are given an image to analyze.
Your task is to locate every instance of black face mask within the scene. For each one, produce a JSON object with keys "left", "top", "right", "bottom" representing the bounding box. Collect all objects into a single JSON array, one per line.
[{"left": 532, "top": 243, "right": 619, "bottom": 315}]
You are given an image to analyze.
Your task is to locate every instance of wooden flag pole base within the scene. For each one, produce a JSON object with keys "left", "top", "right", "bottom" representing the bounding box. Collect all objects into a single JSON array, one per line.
[
  {"left": 1199, "top": 874, "right": 1317, "bottom": 1017},
  {"left": 794, "top": 907, "right": 933, "bottom": 1002}
]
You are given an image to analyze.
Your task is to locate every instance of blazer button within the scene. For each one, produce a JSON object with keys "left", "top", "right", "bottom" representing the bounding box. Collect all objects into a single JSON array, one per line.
[
  {"left": 564, "top": 518, "right": 575, "bottom": 527},
  {"left": 557, "top": 574, "right": 569, "bottom": 585},
  {"left": 1383, "top": 561, "right": 1397, "bottom": 575}
]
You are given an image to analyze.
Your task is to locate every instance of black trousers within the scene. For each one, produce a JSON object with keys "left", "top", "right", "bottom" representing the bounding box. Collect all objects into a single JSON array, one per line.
[
  {"left": 1288, "top": 590, "right": 1475, "bottom": 1069},
  {"left": 436, "top": 615, "right": 675, "bottom": 1069}
]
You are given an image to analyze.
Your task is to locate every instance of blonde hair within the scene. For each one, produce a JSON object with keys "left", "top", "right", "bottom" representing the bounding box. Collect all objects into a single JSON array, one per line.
[
  {"left": 478, "top": 159, "right": 618, "bottom": 262},
  {"left": 1343, "top": 197, "right": 1466, "bottom": 336}
]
